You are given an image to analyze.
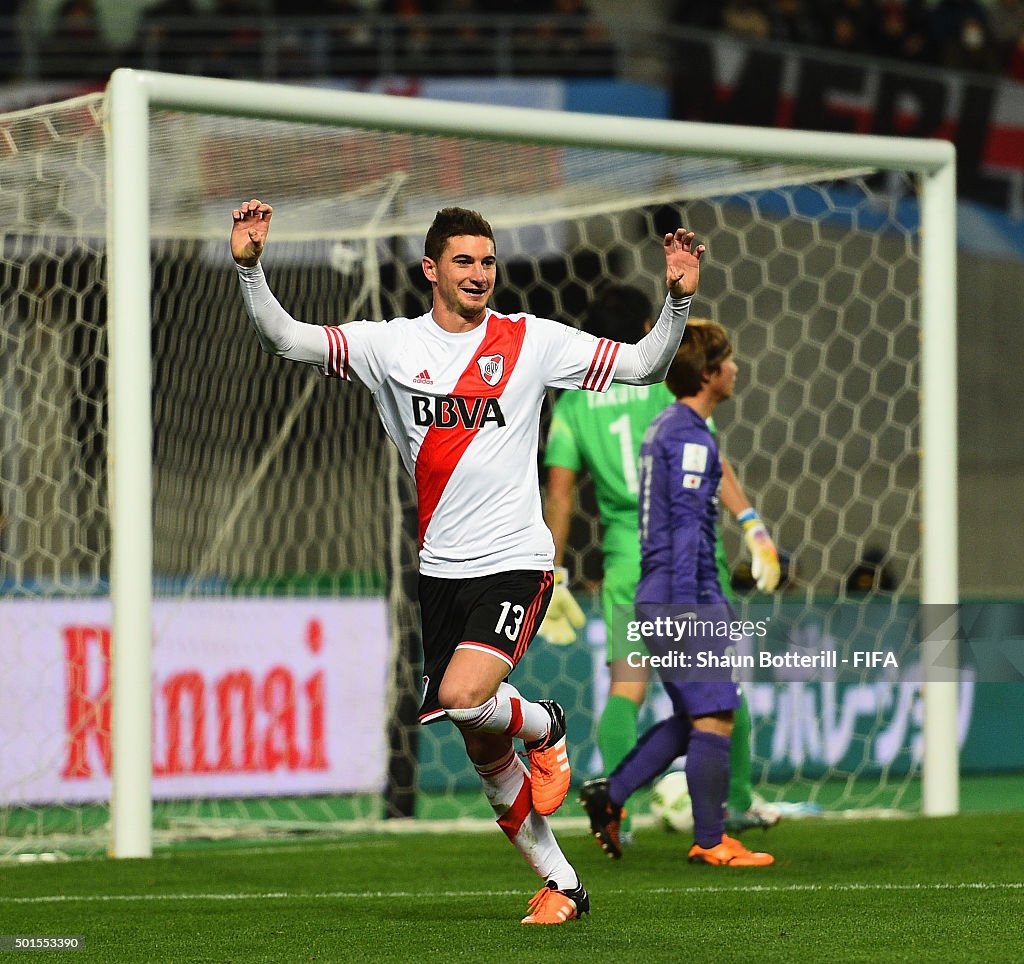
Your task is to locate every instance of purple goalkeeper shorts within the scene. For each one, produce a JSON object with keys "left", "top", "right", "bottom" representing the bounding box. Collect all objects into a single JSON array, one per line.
[
  {"left": 662, "top": 678, "right": 742, "bottom": 719},
  {"left": 633, "top": 600, "right": 743, "bottom": 717}
]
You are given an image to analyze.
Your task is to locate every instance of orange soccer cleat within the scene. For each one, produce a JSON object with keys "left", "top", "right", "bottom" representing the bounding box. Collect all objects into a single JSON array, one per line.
[
  {"left": 521, "top": 880, "right": 590, "bottom": 925},
  {"left": 524, "top": 700, "right": 571, "bottom": 816},
  {"left": 688, "top": 833, "right": 775, "bottom": 867}
]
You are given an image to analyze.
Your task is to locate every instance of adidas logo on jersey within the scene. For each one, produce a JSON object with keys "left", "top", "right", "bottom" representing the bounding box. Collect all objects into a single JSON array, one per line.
[
  {"left": 413, "top": 369, "right": 433, "bottom": 385},
  {"left": 412, "top": 394, "right": 507, "bottom": 429}
]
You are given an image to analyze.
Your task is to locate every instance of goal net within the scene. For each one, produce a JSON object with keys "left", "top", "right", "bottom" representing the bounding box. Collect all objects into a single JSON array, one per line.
[{"left": 0, "top": 73, "right": 956, "bottom": 859}]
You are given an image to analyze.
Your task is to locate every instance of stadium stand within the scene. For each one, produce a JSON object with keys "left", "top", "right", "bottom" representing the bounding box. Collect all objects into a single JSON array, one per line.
[
  {"left": 4, "top": 0, "right": 617, "bottom": 80},
  {"left": 674, "top": 0, "right": 1024, "bottom": 78},
  {"left": 4, "top": 0, "right": 1024, "bottom": 82}
]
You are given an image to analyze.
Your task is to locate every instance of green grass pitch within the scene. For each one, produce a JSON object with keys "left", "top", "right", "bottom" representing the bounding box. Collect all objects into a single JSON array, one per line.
[{"left": 2, "top": 812, "right": 1022, "bottom": 962}]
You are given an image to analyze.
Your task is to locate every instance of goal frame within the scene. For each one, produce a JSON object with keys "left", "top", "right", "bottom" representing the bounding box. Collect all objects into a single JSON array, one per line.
[{"left": 104, "top": 67, "right": 959, "bottom": 858}]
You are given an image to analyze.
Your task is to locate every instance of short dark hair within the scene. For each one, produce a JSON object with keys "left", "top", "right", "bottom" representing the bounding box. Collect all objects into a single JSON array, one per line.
[
  {"left": 583, "top": 284, "right": 652, "bottom": 344},
  {"left": 665, "top": 318, "right": 732, "bottom": 399},
  {"left": 424, "top": 207, "right": 495, "bottom": 262}
]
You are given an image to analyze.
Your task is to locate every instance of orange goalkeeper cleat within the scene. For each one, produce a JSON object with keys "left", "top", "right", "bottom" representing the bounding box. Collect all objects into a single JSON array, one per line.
[
  {"left": 524, "top": 700, "right": 571, "bottom": 816},
  {"left": 521, "top": 880, "right": 589, "bottom": 925},
  {"left": 688, "top": 834, "right": 775, "bottom": 867}
]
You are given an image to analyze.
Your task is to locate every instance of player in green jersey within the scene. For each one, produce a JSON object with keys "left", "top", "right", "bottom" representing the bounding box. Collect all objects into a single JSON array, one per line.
[{"left": 541, "top": 285, "right": 782, "bottom": 834}]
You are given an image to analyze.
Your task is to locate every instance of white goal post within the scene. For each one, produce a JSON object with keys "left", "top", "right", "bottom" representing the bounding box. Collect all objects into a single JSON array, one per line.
[{"left": 98, "top": 69, "right": 959, "bottom": 857}]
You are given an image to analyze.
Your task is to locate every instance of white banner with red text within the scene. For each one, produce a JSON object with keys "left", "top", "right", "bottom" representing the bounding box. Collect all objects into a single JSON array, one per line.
[{"left": 0, "top": 597, "right": 391, "bottom": 804}]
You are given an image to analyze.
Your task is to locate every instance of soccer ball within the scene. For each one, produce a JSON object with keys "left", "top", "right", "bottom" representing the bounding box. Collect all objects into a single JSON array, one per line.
[{"left": 650, "top": 770, "right": 694, "bottom": 833}]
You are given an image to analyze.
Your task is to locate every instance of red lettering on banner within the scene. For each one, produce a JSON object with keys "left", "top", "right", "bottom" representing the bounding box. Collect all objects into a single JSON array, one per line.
[
  {"left": 306, "top": 618, "right": 323, "bottom": 653},
  {"left": 61, "top": 625, "right": 112, "bottom": 778},
  {"left": 215, "top": 671, "right": 258, "bottom": 771},
  {"left": 162, "top": 672, "right": 211, "bottom": 775},
  {"left": 153, "top": 662, "right": 329, "bottom": 776},
  {"left": 262, "top": 666, "right": 300, "bottom": 771},
  {"left": 61, "top": 620, "right": 330, "bottom": 780},
  {"left": 303, "top": 670, "right": 328, "bottom": 770}
]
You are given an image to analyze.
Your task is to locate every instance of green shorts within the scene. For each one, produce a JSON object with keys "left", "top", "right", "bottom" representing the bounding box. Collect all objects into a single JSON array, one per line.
[{"left": 601, "top": 552, "right": 641, "bottom": 664}]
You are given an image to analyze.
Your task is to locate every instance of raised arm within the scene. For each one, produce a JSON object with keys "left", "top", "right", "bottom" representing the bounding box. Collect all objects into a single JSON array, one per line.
[
  {"left": 613, "top": 229, "right": 705, "bottom": 386},
  {"left": 231, "top": 198, "right": 324, "bottom": 364}
]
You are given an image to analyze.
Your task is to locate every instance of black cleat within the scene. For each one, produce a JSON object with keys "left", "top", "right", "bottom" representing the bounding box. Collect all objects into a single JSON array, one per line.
[
  {"left": 578, "top": 778, "right": 624, "bottom": 859},
  {"left": 524, "top": 699, "right": 566, "bottom": 751}
]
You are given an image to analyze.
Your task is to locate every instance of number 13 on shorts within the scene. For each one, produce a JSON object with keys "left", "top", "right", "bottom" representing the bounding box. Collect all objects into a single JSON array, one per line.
[{"left": 495, "top": 601, "right": 525, "bottom": 641}]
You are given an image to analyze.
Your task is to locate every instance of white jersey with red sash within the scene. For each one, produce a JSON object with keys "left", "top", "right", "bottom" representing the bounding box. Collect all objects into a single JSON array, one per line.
[{"left": 319, "top": 309, "right": 619, "bottom": 578}]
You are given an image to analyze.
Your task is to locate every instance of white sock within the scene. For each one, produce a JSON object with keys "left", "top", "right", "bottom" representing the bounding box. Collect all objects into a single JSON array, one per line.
[
  {"left": 475, "top": 748, "right": 578, "bottom": 891},
  {"left": 446, "top": 682, "right": 550, "bottom": 743}
]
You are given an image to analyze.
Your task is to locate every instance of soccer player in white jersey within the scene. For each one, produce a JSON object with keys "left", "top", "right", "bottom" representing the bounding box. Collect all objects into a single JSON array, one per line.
[{"left": 230, "top": 199, "right": 703, "bottom": 924}]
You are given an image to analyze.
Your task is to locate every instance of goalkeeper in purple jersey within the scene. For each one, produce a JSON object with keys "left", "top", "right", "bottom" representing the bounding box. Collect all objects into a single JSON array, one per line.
[
  {"left": 636, "top": 401, "right": 725, "bottom": 607},
  {"left": 580, "top": 320, "right": 774, "bottom": 867}
]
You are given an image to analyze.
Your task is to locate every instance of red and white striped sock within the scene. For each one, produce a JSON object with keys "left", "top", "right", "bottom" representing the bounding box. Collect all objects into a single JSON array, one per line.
[
  {"left": 446, "top": 682, "right": 550, "bottom": 743},
  {"left": 475, "top": 748, "right": 577, "bottom": 891}
]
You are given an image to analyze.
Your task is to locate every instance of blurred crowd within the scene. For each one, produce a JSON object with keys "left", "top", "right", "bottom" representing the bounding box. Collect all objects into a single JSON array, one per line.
[
  {"left": 675, "top": 0, "right": 1024, "bottom": 80},
  {"left": 5, "top": 0, "right": 1024, "bottom": 82},
  {"left": 5, "top": 0, "right": 616, "bottom": 80}
]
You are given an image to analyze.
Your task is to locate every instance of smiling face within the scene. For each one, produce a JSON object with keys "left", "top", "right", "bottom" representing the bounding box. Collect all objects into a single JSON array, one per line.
[{"left": 422, "top": 234, "right": 497, "bottom": 328}]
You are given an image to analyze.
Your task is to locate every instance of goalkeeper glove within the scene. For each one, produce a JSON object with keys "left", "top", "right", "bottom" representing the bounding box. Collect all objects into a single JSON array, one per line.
[
  {"left": 539, "top": 566, "right": 586, "bottom": 645},
  {"left": 738, "top": 509, "right": 781, "bottom": 592}
]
